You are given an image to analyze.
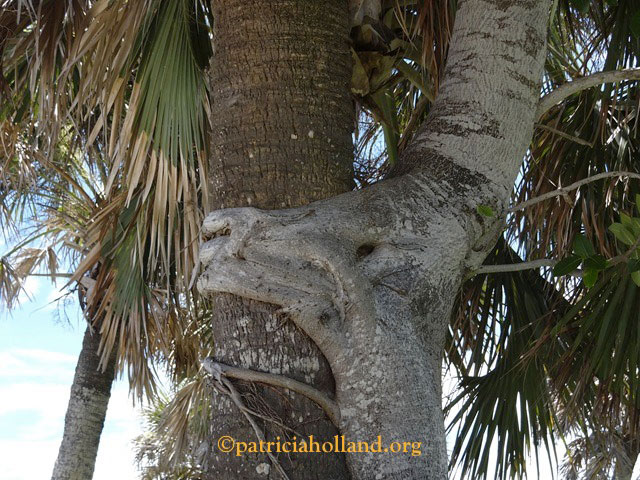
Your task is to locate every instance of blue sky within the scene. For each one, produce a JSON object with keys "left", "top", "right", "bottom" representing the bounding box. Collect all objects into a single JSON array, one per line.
[{"left": 0, "top": 277, "right": 142, "bottom": 480}]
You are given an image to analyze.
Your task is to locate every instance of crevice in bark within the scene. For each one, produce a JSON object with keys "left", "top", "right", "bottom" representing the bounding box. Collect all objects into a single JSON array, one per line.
[{"left": 356, "top": 243, "right": 376, "bottom": 259}]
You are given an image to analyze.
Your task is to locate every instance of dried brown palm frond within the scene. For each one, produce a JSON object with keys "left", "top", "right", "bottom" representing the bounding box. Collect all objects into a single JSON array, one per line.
[
  {"left": 404, "top": 0, "right": 452, "bottom": 93},
  {"left": 350, "top": 0, "right": 453, "bottom": 170},
  {"left": 510, "top": 87, "right": 640, "bottom": 264},
  {"left": 65, "top": 0, "right": 211, "bottom": 397},
  {"left": 134, "top": 375, "right": 213, "bottom": 479},
  {"left": 130, "top": 300, "right": 214, "bottom": 474},
  {"left": 511, "top": 0, "right": 640, "bottom": 259},
  {"left": 1, "top": 0, "right": 213, "bottom": 398},
  {"left": 0, "top": 126, "right": 93, "bottom": 310}
]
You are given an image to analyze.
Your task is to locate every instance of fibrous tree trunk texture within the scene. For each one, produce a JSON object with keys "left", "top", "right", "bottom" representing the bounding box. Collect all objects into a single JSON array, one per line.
[
  {"left": 51, "top": 326, "right": 116, "bottom": 480},
  {"left": 200, "top": 0, "right": 551, "bottom": 479},
  {"left": 204, "top": 0, "right": 355, "bottom": 478}
]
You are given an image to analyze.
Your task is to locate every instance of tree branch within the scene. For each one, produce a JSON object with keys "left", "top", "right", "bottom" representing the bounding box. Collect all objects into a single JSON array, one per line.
[
  {"left": 28, "top": 272, "right": 73, "bottom": 278},
  {"left": 536, "top": 68, "right": 640, "bottom": 120},
  {"left": 212, "top": 371, "right": 291, "bottom": 480},
  {"left": 508, "top": 171, "right": 640, "bottom": 213},
  {"left": 534, "top": 123, "right": 593, "bottom": 147},
  {"left": 471, "top": 236, "right": 640, "bottom": 278},
  {"left": 471, "top": 258, "right": 556, "bottom": 276},
  {"left": 202, "top": 358, "right": 341, "bottom": 426}
]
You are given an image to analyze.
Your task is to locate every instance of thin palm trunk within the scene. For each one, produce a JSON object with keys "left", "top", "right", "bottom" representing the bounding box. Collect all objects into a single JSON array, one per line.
[{"left": 51, "top": 325, "right": 116, "bottom": 480}]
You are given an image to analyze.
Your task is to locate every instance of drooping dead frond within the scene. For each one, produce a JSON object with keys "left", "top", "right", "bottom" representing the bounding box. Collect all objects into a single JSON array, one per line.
[
  {"left": 0, "top": 0, "right": 213, "bottom": 399},
  {"left": 350, "top": 0, "right": 454, "bottom": 173},
  {"left": 134, "top": 375, "right": 212, "bottom": 479}
]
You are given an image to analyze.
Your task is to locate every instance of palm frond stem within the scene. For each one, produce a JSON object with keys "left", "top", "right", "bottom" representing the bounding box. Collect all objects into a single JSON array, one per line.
[
  {"left": 537, "top": 68, "right": 640, "bottom": 119},
  {"left": 509, "top": 171, "right": 640, "bottom": 213}
]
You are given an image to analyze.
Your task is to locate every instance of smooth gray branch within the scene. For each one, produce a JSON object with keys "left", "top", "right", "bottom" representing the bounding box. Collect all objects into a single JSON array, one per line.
[
  {"left": 471, "top": 258, "right": 556, "bottom": 276},
  {"left": 471, "top": 237, "right": 640, "bottom": 278},
  {"left": 537, "top": 68, "right": 640, "bottom": 120},
  {"left": 509, "top": 171, "right": 640, "bottom": 213},
  {"left": 534, "top": 123, "right": 593, "bottom": 147},
  {"left": 203, "top": 358, "right": 341, "bottom": 426}
]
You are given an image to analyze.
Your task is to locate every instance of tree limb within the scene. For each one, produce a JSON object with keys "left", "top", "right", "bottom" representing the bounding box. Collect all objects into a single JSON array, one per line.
[
  {"left": 536, "top": 68, "right": 640, "bottom": 120},
  {"left": 471, "top": 258, "right": 556, "bottom": 276},
  {"left": 203, "top": 358, "right": 341, "bottom": 426},
  {"left": 509, "top": 171, "right": 640, "bottom": 213},
  {"left": 534, "top": 123, "right": 593, "bottom": 147},
  {"left": 212, "top": 371, "right": 291, "bottom": 480},
  {"left": 471, "top": 236, "right": 640, "bottom": 278}
]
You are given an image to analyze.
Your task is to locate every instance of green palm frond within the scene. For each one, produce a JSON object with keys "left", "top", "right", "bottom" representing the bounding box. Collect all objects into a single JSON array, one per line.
[
  {"left": 77, "top": 0, "right": 211, "bottom": 396},
  {"left": 447, "top": 239, "right": 564, "bottom": 480}
]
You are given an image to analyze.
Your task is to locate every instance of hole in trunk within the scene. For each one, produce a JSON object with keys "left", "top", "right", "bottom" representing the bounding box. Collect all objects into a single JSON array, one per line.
[{"left": 356, "top": 243, "right": 376, "bottom": 259}]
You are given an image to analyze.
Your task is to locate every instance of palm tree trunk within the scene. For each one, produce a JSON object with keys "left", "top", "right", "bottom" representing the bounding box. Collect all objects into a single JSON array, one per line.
[
  {"left": 201, "top": 0, "right": 550, "bottom": 478},
  {"left": 204, "top": 0, "right": 354, "bottom": 478},
  {"left": 51, "top": 325, "right": 116, "bottom": 480}
]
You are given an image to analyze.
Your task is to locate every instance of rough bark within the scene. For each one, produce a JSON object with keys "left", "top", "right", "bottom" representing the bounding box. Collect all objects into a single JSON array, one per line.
[
  {"left": 199, "top": 0, "right": 551, "bottom": 479},
  {"left": 204, "top": 0, "right": 354, "bottom": 478},
  {"left": 51, "top": 325, "right": 116, "bottom": 480}
]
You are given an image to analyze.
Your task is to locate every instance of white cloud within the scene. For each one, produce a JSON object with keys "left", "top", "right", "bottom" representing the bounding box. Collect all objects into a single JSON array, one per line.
[
  {"left": 0, "top": 383, "right": 70, "bottom": 419},
  {"left": 0, "top": 349, "right": 77, "bottom": 380},
  {"left": 0, "top": 437, "right": 60, "bottom": 480},
  {"left": 43, "top": 286, "right": 72, "bottom": 311},
  {"left": 0, "top": 348, "right": 142, "bottom": 480},
  {"left": 17, "top": 276, "right": 41, "bottom": 304}
]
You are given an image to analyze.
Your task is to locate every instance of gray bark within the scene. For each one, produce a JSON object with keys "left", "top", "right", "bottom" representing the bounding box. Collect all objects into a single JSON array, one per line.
[
  {"left": 51, "top": 325, "right": 116, "bottom": 480},
  {"left": 199, "top": 0, "right": 551, "bottom": 478}
]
